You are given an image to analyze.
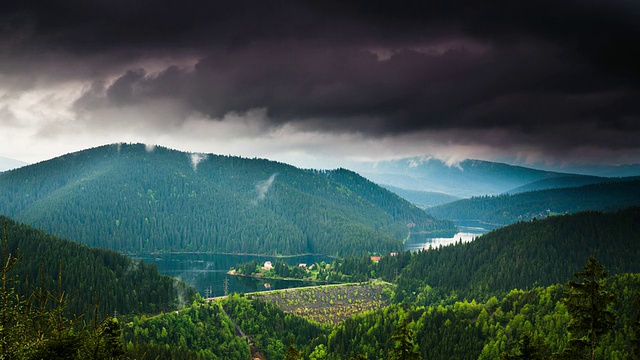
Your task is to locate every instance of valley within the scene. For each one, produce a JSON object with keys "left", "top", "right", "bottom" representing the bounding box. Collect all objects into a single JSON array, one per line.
[{"left": 2, "top": 144, "right": 640, "bottom": 359}]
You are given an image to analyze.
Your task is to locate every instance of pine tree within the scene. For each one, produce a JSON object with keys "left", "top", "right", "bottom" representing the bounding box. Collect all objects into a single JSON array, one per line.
[
  {"left": 628, "top": 294, "right": 640, "bottom": 360},
  {"left": 500, "top": 333, "right": 547, "bottom": 360},
  {"left": 284, "top": 336, "right": 302, "bottom": 360},
  {"left": 387, "top": 319, "right": 422, "bottom": 360},
  {"left": 560, "top": 255, "right": 617, "bottom": 360}
]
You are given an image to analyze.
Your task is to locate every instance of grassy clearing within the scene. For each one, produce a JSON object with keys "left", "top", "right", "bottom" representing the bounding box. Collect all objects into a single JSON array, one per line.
[{"left": 247, "top": 281, "right": 393, "bottom": 325}]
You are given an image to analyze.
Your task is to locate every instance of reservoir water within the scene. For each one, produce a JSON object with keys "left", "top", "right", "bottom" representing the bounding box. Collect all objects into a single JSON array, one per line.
[
  {"left": 132, "top": 253, "right": 334, "bottom": 298},
  {"left": 403, "top": 220, "right": 500, "bottom": 251},
  {"left": 135, "top": 221, "right": 499, "bottom": 297}
]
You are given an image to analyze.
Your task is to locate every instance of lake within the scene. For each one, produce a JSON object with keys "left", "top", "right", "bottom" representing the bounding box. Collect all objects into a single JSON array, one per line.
[
  {"left": 134, "top": 221, "right": 500, "bottom": 297},
  {"left": 403, "top": 220, "right": 500, "bottom": 251},
  {"left": 132, "top": 253, "right": 334, "bottom": 298}
]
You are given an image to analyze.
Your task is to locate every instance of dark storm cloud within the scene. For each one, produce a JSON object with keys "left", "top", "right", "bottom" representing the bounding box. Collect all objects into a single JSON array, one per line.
[{"left": 3, "top": 1, "right": 640, "bottom": 160}]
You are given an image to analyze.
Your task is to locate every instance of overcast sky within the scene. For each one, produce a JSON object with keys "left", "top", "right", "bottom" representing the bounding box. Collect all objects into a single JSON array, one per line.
[{"left": 1, "top": 1, "right": 639, "bottom": 170}]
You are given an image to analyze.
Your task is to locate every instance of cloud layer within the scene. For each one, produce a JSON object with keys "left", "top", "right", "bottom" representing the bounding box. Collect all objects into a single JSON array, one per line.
[{"left": 1, "top": 1, "right": 639, "bottom": 167}]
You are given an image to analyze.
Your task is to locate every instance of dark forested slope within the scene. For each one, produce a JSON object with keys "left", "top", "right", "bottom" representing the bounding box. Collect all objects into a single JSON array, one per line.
[
  {"left": 427, "top": 179, "right": 640, "bottom": 225},
  {"left": 1, "top": 216, "right": 195, "bottom": 317},
  {"left": 0, "top": 143, "right": 453, "bottom": 256},
  {"left": 393, "top": 207, "right": 640, "bottom": 303}
]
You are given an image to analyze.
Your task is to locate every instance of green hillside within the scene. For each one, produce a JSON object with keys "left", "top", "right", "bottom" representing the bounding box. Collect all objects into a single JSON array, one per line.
[
  {"left": 0, "top": 143, "right": 453, "bottom": 256},
  {"left": 427, "top": 179, "right": 640, "bottom": 225},
  {"left": 389, "top": 207, "right": 640, "bottom": 303},
  {"left": 323, "top": 273, "right": 640, "bottom": 360},
  {"left": 1, "top": 215, "right": 195, "bottom": 318}
]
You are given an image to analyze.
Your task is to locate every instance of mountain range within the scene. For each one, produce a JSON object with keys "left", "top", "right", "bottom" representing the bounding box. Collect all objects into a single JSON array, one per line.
[
  {"left": 0, "top": 155, "right": 27, "bottom": 172},
  {"left": 0, "top": 143, "right": 453, "bottom": 256},
  {"left": 348, "top": 157, "right": 573, "bottom": 198},
  {"left": 349, "top": 157, "right": 640, "bottom": 198},
  {"left": 427, "top": 178, "right": 640, "bottom": 225}
]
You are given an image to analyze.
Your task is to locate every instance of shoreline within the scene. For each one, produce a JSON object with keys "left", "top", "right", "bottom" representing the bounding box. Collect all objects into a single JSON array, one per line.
[
  {"left": 227, "top": 270, "right": 338, "bottom": 284},
  {"left": 125, "top": 251, "right": 338, "bottom": 259}
]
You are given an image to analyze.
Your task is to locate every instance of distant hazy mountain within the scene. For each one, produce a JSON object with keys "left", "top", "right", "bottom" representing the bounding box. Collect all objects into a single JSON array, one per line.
[
  {"left": 349, "top": 157, "right": 577, "bottom": 198},
  {"left": 525, "top": 162, "right": 640, "bottom": 177},
  {"left": 380, "top": 185, "right": 459, "bottom": 208},
  {"left": 427, "top": 179, "right": 640, "bottom": 225},
  {"left": 505, "top": 175, "right": 611, "bottom": 194},
  {"left": 0, "top": 155, "right": 27, "bottom": 171},
  {"left": 0, "top": 143, "right": 453, "bottom": 256}
]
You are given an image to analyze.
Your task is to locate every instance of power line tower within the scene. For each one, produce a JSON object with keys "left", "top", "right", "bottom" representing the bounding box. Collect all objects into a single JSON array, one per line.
[{"left": 223, "top": 278, "right": 229, "bottom": 297}]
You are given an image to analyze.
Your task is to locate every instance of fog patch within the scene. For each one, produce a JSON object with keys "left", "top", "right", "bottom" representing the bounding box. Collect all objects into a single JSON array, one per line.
[
  {"left": 254, "top": 173, "right": 277, "bottom": 204},
  {"left": 407, "top": 156, "right": 433, "bottom": 168},
  {"left": 444, "top": 157, "right": 464, "bottom": 171},
  {"left": 145, "top": 144, "right": 156, "bottom": 152},
  {"left": 173, "top": 278, "right": 188, "bottom": 308},
  {"left": 189, "top": 153, "right": 208, "bottom": 171}
]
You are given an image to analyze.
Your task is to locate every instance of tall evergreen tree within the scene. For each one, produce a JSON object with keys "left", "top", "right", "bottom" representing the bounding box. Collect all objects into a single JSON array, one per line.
[
  {"left": 387, "top": 319, "right": 422, "bottom": 360},
  {"left": 500, "top": 333, "right": 547, "bottom": 360},
  {"left": 628, "top": 294, "right": 640, "bottom": 360},
  {"left": 284, "top": 337, "right": 302, "bottom": 360},
  {"left": 560, "top": 256, "right": 617, "bottom": 360}
]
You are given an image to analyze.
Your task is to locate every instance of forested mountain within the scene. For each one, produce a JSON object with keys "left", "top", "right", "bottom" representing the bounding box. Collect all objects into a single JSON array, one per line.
[
  {"left": 380, "top": 185, "right": 459, "bottom": 208},
  {"left": 506, "top": 175, "right": 620, "bottom": 194},
  {"left": 385, "top": 207, "right": 640, "bottom": 303},
  {"left": 349, "top": 157, "right": 576, "bottom": 198},
  {"left": 0, "top": 143, "right": 453, "bottom": 256},
  {"left": 427, "top": 179, "right": 640, "bottom": 225},
  {"left": 1, "top": 215, "right": 195, "bottom": 318}
]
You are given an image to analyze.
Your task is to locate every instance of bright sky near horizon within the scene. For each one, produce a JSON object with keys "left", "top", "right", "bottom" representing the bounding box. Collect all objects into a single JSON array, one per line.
[{"left": 1, "top": 1, "right": 639, "bottom": 170}]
